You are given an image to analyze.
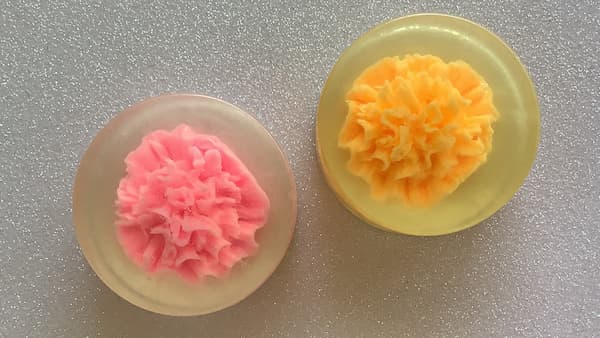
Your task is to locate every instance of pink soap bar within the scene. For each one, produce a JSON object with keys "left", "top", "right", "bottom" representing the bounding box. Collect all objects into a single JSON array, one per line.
[{"left": 116, "top": 124, "right": 270, "bottom": 281}]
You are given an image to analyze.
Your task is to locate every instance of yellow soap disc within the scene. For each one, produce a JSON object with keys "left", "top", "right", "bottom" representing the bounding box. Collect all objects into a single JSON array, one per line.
[{"left": 316, "top": 14, "right": 540, "bottom": 236}]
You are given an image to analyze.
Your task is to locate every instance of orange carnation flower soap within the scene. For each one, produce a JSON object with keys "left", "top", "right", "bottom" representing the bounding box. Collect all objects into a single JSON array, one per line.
[{"left": 338, "top": 54, "right": 499, "bottom": 206}]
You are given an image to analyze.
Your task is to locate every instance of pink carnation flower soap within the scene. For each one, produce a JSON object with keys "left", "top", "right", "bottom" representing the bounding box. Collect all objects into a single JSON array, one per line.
[{"left": 116, "top": 124, "right": 270, "bottom": 282}]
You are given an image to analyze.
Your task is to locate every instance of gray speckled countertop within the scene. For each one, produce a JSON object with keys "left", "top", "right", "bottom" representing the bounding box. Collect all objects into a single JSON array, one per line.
[{"left": 1, "top": 1, "right": 599, "bottom": 337}]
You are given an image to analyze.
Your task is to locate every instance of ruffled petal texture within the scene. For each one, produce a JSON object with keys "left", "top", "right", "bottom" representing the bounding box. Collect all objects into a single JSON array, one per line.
[
  {"left": 116, "top": 124, "right": 270, "bottom": 281},
  {"left": 339, "top": 54, "right": 499, "bottom": 206}
]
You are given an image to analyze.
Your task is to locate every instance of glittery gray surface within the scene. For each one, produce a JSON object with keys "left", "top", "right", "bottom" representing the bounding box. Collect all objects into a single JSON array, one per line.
[{"left": 1, "top": 0, "right": 599, "bottom": 337}]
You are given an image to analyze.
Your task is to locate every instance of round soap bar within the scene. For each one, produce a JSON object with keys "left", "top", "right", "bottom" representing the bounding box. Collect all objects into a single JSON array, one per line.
[
  {"left": 316, "top": 14, "right": 540, "bottom": 236},
  {"left": 73, "top": 95, "right": 296, "bottom": 315}
]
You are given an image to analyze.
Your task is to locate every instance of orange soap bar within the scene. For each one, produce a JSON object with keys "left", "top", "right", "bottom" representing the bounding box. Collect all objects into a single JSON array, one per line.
[{"left": 338, "top": 54, "right": 499, "bottom": 206}]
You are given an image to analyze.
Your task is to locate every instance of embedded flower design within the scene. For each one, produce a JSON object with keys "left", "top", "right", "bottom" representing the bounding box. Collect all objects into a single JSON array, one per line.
[
  {"left": 116, "top": 124, "right": 269, "bottom": 281},
  {"left": 339, "top": 54, "right": 499, "bottom": 206}
]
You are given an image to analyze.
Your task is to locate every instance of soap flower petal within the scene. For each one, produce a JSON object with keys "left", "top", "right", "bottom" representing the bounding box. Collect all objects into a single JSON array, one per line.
[
  {"left": 338, "top": 55, "right": 499, "bottom": 206},
  {"left": 116, "top": 125, "right": 270, "bottom": 282}
]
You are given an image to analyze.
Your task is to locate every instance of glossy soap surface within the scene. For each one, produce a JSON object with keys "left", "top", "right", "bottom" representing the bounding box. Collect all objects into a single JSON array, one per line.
[
  {"left": 73, "top": 95, "right": 297, "bottom": 316},
  {"left": 317, "top": 14, "right": 540, "bottom": 235}
]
